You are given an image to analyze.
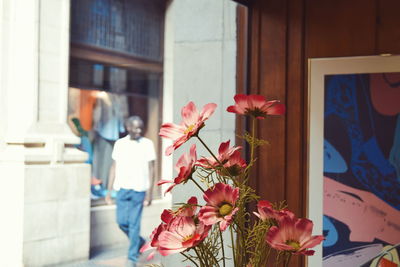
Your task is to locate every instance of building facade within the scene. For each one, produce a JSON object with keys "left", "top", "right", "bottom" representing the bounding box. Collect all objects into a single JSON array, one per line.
[{"left": 0, "top": 0, "right": 238, "bottom": 266}]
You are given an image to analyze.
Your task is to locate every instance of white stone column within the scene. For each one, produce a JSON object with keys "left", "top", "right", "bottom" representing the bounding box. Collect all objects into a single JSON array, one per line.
[
  {"left": 28, "top": 0, "right": 83, "bottom": 164},
  {"left": 0, "top": 150, "right": 25, "bottom": 267},
  {"left": 1, "top": 0, "right": 84, "bottom": 163},
  {"left": 0, "top": 1, "right": 40, "bottom": 265},
  {"left": 162, "top": 0, "right": 237, "bottom": 266},
  {"left": 37, "top": 0, "right": 71, "bottom": 125},
  {"left": 0, "top": 0, "right": 90, "bottom": 266},
  {"left": 2, "top": 0, "right": 40, "bottom": 143}
]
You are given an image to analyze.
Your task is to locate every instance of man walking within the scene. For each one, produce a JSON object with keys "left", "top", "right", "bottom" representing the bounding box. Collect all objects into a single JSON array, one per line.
[{"left": 106, "top": 116, "right": 156, "bottom": 267}]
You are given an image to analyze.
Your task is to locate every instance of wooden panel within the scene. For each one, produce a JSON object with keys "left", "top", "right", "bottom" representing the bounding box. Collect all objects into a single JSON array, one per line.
[
  {"left": 286, "top": 0, "right": 305, "bottom": 215},
  {"left": 243, "top": 0, "right": 400, "bottom": 266},
  {"left": 247, "top": 3, "right": 261, "bottom": 197},
  {"left": 251, "top": 0, "right": 287, "bottom": 204},
  {"left": 306, "top": 0, "right": 377, "bottom": 57},
  {"left": 248, "top": 2, "right": 287, "bottom": 259},
  {"left": 286, "top": 0, "right": 306, "bottom": 265},
  {"left": 377, "top": 0, "right": 400, "bottom": 53}
]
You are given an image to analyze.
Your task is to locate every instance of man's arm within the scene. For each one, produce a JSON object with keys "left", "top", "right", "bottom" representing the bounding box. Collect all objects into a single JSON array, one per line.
[
  {"left": 105, "top": 160, "right": 116, "bottom": 205},
  {"left": 145, "top": 160, "right": 155, "bottom": 206}
]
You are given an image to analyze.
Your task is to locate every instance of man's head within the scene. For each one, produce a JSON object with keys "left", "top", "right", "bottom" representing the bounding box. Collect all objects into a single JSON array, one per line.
[{"left": 125, "top": 116, "right": 144, "bottom": 140}]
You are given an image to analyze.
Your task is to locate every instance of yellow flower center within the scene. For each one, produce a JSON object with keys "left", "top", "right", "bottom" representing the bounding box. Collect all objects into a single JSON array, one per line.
[
  {"left": 286, "top": 240, "right": 301, "bottom": 250},
  {"left": 219, "top": 203, "right": 233, "bottom": 216},
  {"left": 184, "top": 124, "right": 195, "bottom": 134},
  {"left": 182, "top": 234, "right": 194, "bottom": 242}
]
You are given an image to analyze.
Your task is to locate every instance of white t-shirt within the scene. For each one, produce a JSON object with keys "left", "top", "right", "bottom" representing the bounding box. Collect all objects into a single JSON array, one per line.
[{"left": 112, "top": 135, "right": 156, "bottom": 191}]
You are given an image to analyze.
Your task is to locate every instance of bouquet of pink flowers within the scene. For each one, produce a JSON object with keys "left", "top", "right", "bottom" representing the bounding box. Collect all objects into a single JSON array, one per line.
[{"left": 141, "top": 94, "right": 324, "bottom": 267}]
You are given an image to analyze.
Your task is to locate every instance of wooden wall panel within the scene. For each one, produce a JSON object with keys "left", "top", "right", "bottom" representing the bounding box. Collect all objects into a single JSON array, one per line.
[
  {"left": 285, "top": 1, "right": 306, "bottom": 266},
  {"left": 255, "top": 0, "right": 287, "bottom": 203},
  {"left": 243, "top": 0, "right": 400, "bottom": 266},
  {"left": 305, "top": 0, "right": 377, "bottom": 57},
  {"left": 247, "top": 2, "right": 261, "bottom": 194},
  {"left": 377, "top": 0, "right": 400, "bottom": 53},
  {"left": 286, "top": 0, "right": 305, "bottom": 215}
]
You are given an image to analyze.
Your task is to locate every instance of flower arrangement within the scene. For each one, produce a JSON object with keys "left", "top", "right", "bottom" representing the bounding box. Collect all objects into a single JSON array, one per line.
[{"left": 141, "top": 94, "right": 324, "bottom": 267}]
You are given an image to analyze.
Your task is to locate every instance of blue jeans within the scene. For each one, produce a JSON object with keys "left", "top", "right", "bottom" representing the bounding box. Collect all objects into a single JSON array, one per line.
[{"left": 116, "top": 189, "right": 146, "bottom": 262}]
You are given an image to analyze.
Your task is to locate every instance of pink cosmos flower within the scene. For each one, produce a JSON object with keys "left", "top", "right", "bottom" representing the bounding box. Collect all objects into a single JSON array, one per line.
[
  {"left": 227, "top": 94, "right": 285, "bottom": 119},
  {"left": 253, "top": 200, "right": 295, "bottom": 223},
  {"left": 158, "top": 216, "right": 210, "bottom": 256},
  {"left": 158, "top": 144, "right": 197, "bottom": 194},
  {"left": 140, "top": 223, "right": 167, "bottom": 260},
  {"left": 159, "top": 101, "right": 217, "bottom": 155},
  {"left": 266, "top": 216, "right": 325, "bottom": 255},
  {"left": 197, "top": 140, "right": 247, "bottom": 176},
  {"left": 161, "top": 196, "right": 198, "bottom": 223},
  {"left": 141, "top": 197, "right": 199, "bottom": 260},
  {"left": 199, "top": 183, "right": 240, "bottom": 231}
]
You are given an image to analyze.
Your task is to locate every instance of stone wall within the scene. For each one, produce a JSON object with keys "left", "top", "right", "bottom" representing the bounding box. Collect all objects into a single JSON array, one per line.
[
  {"left": 23, "top": 164, "right": 91, "bottom": 266},
  {"left": 89, "top": 199, "right": 171, "bottom": 253}
]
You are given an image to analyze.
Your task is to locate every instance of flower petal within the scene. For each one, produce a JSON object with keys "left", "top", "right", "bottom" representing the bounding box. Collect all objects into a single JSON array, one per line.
[
  {"left": 158, "top": 231, "right": 183, "bottom": 250},
  {"left": 234, "top": 94, "right": 249, "bottom": 109},
  {"left": 226, "top": 105, "right": 244, "bottom": 114},
  {"left": 189, "top": 144, "right": 197, "bottom": 161},
  {"left": 140, "top": 242, "right": 152, "bottom": 253},
  {"left": 248, "top": 94, "right": 267, "bottom": 109},
  {"left": 300, "top": 235, "right": 325, "bottom": 249},
  {"left": 266, "top": 102, "right": 286, "bottom": 115},
  {"left": 219, "top": 220, "right": 229, "bottom": 231},
  {"left": 161, "top": 209, "right": 174, "bottom": 224},
  {"left": 165, "top": 145, "right": 175, "bottom": 156},
  {"left": 295, "top": 218, "right": 314, "bottom": 241},
  {"left": 266, "top": 226, "right": 286, "bottom": 248},
  {"left": 199, "top": 103, "right": 217, "bottom": 121},
  {"left": 218, "top": 140, "right": 231, "bottom": 155},
  {"left": 181, "top": 102, "right": 199, "bottom": 126},
  {"left": 297, "top": 249, "right": 315, "bottom": 256},
  {"left": 159, "top": 123, "right": 185, "bottom": 139},
  {"left": 198, "top": 206, "right": 221, "bottom": 226},
  {"left": 157, "top": 179, "right": 172, "bottom": 186}
]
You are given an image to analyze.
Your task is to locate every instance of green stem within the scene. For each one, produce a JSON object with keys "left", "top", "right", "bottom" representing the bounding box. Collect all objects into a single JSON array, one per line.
[
  {"left": 230, "top": 226, "right": 237, "bottom": 267},
  {"left": 215, "top": 172, "right": 225, "bottom": 184},
  {"left": 263, "top": 246, "right": 272, "bottom": 266},
  {"left": 196, "top": 135, "right": 223, "bottom": 166},
  {"left": 250, "top": 118, "right": 256, "bottom": 167},
  {"left": 219, "top": 230, "right": 226, "bottom": 267},
  {"left": 196, "top": 135, "right": 232, "bottom": 183},
  {"left": 241, "top": 198, "right": 249, "bottom": 266},
  {"left": 234, "top": 221, "right": 240, "bottom": 266},
  {"left": 190, "top": 177, "right": 205, "bottom": 193},
  {"left": 199, "top": 243, "right": 219, "bottom": 267},
  {"left": 181, "top": 252, "right": 200, "bottom": 267},
  {"left": 243, "top": 118, "right": 257, "bottom": 185},
  {"left": 194, "top": 247, "right": 206, "bottom": 267},
  {"left": 197, "top": 245, "right": 209, "bottom": 267},
  {"left": 284, "top": 253, "right": 292, "bottom": 267},
  {"left": 275, "top": 254, "right": 281, "bottom": 267}
]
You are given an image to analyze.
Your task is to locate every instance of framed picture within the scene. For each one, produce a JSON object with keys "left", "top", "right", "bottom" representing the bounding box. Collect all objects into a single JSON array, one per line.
[{"left": 308, "top": 55, "right": 400, "bottom": 267}]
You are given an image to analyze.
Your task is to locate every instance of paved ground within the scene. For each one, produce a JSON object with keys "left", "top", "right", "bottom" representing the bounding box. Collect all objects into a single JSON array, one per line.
[{"left": 58, "top": 246, "right": 162, "bottom": 267}]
